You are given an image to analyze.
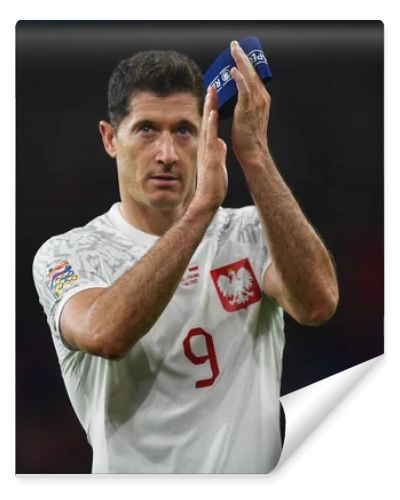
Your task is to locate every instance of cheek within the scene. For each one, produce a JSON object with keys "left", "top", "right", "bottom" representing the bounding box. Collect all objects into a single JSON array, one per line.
[{"left": 118, "top": 145, "right": 145, "bottom": 181}]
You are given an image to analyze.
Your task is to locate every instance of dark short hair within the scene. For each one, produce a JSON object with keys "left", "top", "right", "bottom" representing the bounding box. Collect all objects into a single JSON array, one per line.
[{"left": 107, "top": 50, "right": 205, "bottom": 130}]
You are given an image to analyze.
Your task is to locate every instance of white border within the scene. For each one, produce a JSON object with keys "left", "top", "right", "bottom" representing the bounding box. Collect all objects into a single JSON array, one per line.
[{"left": 6, "top": 1, "right": 397, "bottom": 498}]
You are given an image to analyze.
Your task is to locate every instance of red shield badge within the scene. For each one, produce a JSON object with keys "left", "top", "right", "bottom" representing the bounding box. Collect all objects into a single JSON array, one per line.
[{"left": 210, "top": 258, "right": 262, "bottom": 312}]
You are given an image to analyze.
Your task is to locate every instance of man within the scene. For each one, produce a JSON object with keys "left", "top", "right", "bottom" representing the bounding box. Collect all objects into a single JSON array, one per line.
[{"left": 33, "top": 42, "right": 338, "bottom": 473}]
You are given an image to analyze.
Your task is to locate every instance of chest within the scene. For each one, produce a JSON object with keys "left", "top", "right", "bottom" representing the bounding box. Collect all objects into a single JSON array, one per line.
[{"left": 136, "top": 238, "right": 266, "bottom": 387}]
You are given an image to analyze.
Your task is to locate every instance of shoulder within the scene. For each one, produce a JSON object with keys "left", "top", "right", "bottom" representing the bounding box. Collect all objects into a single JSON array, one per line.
[
  {"left": 32, "top": 212, "right": 117, "bottom": 316},
  {"left": 33, "top": 208, "right": 131, "bottom": 267}
]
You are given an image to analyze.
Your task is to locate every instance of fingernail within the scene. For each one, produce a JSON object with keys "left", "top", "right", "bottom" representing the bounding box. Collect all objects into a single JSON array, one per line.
[{"left": 231, "top": 40, "right": 238, "bottom": 49}]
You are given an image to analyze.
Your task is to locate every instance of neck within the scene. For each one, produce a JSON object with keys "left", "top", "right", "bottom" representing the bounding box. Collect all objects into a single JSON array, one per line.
[{"left": 119, "top": 197, "right": 191, "bottom": 236}]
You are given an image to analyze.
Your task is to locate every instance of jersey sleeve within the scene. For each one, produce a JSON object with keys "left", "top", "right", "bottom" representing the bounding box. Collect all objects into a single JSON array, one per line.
[
  {"left": 230, "top": 205, "right": 276, "bottom": 304},
  {"left": 32, "top": 233, "right": 109, "bottom": 346},
  {"left": 230, "top": 205, "right": 271, "bottom": 269}
]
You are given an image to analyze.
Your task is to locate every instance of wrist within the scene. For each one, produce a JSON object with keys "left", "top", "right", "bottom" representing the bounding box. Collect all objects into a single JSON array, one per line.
[
  {"left": 239, "top": 148, "right": 281, "bottom": 193},
  {"left": 240, "top": 150, "right": 271, "bottom": 172},
  {"left": 236, "top": 144, "right": 272, "bottom": 171},
  {"left": 186, "top": 198, "right": 219, "bottom": 224}
]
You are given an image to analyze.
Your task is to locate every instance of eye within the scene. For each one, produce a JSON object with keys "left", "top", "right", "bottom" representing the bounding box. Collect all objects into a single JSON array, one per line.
[
  {"left": 137, "top": 123, "right": 157, "bottom": 139},
  {"left": 140, "top": 124, "right": 154, "bottom": 134},
  {"left": 176, "top": 126, "right": 191, "bottom": 137}
]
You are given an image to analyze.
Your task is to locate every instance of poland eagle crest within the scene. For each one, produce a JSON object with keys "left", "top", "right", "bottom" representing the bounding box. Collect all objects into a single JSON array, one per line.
[
  {"left": 217, "top": 267, "right": 254, "bottom": 305},
  {"left": 210, "top": 258, "right": 262, "bottom": 312}
]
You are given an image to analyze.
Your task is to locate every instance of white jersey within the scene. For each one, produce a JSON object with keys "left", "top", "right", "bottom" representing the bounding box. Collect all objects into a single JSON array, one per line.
[{"left": 33, "top": 203, "right": 285, "bottom": 473}]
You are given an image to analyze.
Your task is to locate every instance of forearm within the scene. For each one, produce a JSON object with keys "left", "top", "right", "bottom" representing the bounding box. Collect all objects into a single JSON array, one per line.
[
  {"left": 242, "top": 150, "right": 338, "bottom": 320},
  {"left": 85, "top": 204, "right": 215, "bottom": 358},
  {"left": 228, "top": 40, "right": 338, "bottom": 322}
]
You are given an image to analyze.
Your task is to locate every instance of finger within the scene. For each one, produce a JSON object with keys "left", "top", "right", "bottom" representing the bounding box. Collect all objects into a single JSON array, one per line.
[
  {"left": 203, "top": 85, "right": 218, "bottom": 120},
  {"left": 230, "top": 40, "right": 256, "bottom": 83},
  {"left": 208, "top": 85, "right": 219, "bottom": 113},
  {"left": 230, "top": 66, "right": 251, "bottom": 107},
  {"left": 205, "top": 109, "right": 219, "bottom": 152},
  {"left": 201, "top": 86, "right": 219, "bottom": 149},
  {"left": 199, "top": 87, "right": 213, "bottom": 149}
]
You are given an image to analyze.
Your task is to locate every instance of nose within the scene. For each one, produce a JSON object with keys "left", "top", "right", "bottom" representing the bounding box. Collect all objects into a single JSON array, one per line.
[{"left": 155, "top": 131, "right": 179, "bottom": 166}]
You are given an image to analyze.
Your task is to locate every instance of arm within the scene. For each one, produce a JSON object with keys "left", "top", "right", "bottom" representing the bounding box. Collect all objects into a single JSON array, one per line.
[
  {"left": 230, "top": 41, "right": 338, "bottom": 326},
  {"left": 61, "top": 88, "right": 227, "bottom": 359}
]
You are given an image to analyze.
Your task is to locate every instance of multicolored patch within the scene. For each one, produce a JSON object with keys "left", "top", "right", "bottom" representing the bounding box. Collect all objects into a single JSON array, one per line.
[{"left": 46, "top": 260, "right": 80, "bottom": 299}]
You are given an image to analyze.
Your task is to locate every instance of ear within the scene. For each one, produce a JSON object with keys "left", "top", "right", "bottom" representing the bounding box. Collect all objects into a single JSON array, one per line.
[{"left": 99, "top": 120, "right": 117, "bottom": 159}]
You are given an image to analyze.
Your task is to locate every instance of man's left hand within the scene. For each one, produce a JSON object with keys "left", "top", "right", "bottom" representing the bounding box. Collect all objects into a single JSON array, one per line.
[{"left": 230, "top": 40, "right": 271, "bottom": 166}]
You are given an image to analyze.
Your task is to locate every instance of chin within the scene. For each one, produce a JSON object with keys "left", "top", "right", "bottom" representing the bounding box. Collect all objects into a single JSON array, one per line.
[{"left": 148, "top": 196, "right": 182, "bottom": 211}]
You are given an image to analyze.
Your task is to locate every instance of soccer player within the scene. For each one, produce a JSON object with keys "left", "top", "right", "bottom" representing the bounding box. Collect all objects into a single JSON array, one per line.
[{"left": 33, "top": 41, "right": 338, "bottom": 473}]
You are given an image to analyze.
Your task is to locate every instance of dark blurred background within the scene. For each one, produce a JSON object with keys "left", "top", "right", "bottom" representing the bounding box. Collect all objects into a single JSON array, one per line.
[{"left": 16, "top": 21, "right": 383, "bottom": 473}]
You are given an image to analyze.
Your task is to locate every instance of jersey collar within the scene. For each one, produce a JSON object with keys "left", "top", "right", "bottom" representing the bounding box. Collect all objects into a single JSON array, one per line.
[{"left": 108, "top": 203, "right": 160, "bottom": 247}]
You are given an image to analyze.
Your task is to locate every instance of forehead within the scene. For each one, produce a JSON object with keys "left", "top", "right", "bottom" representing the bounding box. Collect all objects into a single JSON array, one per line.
[{"left": 126, "top": 91, "right": 202, "bottom": 124}]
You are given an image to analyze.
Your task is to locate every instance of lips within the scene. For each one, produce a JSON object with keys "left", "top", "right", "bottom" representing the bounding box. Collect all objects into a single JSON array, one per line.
[
  {"left": 149, "top": 174, "right": 180, "bottom": 186},
  {"left": 150, "top": 174, "right": 178, "bottom": 181}
]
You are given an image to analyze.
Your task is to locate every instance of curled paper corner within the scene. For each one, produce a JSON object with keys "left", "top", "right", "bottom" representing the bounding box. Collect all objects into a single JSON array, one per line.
[{"left": 273, "top": 355, "right": 383, "bottom": 473}]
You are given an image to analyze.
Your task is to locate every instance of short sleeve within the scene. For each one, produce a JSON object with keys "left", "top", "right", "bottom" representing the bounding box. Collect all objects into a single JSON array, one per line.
[
  {"left": 32, "top": 234, "right": 109, "bottom": 344},
  {"left": 229, "top": 205, "right": 276, "bottom": 305},
  {"left": 227, "top": 205, "right": 272, "bottom": 276}
]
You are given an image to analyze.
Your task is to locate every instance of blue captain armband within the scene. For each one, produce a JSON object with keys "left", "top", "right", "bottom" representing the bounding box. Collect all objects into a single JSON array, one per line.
[{"left": 203, "top": 36, "right": 272, "bottom": 119}]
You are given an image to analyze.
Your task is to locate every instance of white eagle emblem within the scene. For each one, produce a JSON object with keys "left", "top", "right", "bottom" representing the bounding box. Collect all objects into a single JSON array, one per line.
[{"left": 217, "top": 267, "right": 255, "bottom": 305}]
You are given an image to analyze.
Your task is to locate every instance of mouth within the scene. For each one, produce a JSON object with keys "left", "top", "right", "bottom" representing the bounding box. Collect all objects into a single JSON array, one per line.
[{"left": 149, "top": 174, "right": 180, "bottom": 186}]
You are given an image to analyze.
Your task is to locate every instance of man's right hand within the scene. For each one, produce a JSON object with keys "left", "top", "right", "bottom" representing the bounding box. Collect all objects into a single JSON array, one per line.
[{"left": 191, "top": 86, "right": 227, "bottom": 215}]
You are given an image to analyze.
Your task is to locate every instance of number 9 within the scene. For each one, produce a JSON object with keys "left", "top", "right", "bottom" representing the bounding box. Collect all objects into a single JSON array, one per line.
[{"left": 183, "top": 328, "right": 220, "bottom": 388}]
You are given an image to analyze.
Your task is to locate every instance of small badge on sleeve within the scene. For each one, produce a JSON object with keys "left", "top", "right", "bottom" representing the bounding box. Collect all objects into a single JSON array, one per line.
[{"left": 46, "top": 260, "right": 80, "bottom": 299}]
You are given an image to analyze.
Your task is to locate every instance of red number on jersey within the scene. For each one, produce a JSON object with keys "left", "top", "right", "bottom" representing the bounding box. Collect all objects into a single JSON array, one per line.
[{"left": 183, "top": 328, "right": 220, "bottom": 388}]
